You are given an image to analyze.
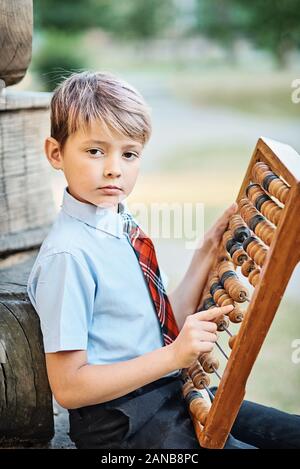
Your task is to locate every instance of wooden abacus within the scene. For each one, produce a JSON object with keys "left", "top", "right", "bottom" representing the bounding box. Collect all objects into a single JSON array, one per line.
[{"left": 181, "top": 137, "right": 300, "bottom": 449}]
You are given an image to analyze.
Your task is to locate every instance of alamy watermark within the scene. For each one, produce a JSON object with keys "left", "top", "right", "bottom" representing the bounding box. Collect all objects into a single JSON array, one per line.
[
  {"left": 96, "top": 201, "right": 205, "bottom": 250},
  {"left": 291, "top": 78, "right": 300, "bottom": 104},
  {"left": 130, "top": 202, "right": 205, "bottom": 250},
  {"left": 291, "top": 339, "right": 300, "bottom": 364}
]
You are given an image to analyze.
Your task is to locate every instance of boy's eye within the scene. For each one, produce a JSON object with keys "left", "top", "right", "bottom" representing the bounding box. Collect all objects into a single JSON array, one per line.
[
  {"left": 87, "top": 149, "right": 139, "bottom": 159},
  {"left": 123, "top": 152, "right": 139, "bottom": 160},
  {"left": 87, "top": 148, "right": 103, "bottom": 157}
]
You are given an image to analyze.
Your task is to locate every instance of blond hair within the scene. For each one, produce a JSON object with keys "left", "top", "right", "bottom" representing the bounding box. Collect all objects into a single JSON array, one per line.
[{"left": 50, "top": 70, "right": 152, "bottom": 148}]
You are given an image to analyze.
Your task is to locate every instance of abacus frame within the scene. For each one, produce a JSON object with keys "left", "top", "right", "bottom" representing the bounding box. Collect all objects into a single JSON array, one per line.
[{"left": 195, "top": 137, "right": 300, "bottom": 449}]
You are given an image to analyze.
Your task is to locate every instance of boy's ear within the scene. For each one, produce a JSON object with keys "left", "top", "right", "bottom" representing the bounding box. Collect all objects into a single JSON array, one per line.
[{"left": 44, "top": 136, "right": 64, "bottom": 170}]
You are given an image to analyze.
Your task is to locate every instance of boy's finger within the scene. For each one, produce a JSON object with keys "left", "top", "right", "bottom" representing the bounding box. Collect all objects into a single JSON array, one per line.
[
  {"left": 195, "top": 305, "right": 234, "bottom": 321},
  {"left": 222, "top": 202, "right": 238, "bottom": 222},
  {"left": 228, "top": 202, "right": 238, "bottom": 213},
  {"left": 200, "top": 321, "right": 218, "bottom": 332},
  {"left": 214, "top": 203, "right": 238, "bottom": 233}
]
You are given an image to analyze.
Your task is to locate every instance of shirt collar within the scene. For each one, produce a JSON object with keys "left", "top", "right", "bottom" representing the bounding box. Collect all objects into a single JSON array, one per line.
[{"left": 60, "top": 186, "right": 129, "bottom": 238}]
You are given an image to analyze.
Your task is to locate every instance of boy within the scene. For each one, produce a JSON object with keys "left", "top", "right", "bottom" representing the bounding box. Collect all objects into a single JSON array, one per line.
[{"left": 27, "top": 71, "right": 300, "bottom": 449}]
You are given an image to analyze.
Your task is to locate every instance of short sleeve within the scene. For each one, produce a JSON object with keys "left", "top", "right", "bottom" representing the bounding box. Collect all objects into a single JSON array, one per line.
[{"left": 27, "top": 252, "right": 95, "bottom": 353}]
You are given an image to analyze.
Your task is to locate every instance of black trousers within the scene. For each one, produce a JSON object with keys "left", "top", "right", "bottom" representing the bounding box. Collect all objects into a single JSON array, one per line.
[{"left": 68, "top": 376, "right": 300, "bottom": 449}]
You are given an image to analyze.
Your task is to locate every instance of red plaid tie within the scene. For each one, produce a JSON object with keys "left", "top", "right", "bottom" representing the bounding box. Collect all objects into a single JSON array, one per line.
[{"left": 121, "top": 211, "right": 180, "bottom": 345}]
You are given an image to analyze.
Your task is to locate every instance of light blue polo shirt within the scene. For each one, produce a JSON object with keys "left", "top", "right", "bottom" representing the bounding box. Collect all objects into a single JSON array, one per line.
[{"left": 27, "top": 186, "right": 180, "bottom": 378}]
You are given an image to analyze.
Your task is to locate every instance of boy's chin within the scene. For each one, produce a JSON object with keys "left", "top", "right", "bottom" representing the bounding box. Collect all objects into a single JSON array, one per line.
[
  {"left": 96, "top": 194, "right": 126, "bottom": 210},
  {"left": 96, "top": 201, "right": 118, "bottom": 209}
]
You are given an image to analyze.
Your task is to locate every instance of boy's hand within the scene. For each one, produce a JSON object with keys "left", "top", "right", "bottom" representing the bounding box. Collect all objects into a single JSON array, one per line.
[
  {"left": 204, "top": 202, "right": 238, "bottom": 251},
  {"left": 169, "top": 305, "right": 234, "bottom": 369}
]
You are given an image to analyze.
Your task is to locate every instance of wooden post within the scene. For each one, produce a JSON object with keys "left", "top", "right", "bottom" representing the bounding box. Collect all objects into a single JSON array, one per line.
[
  {"left": 0, "top": 254, "right": 55, "bottom": 446},
  {"left": 0, "top": 0, "right": 33, "bottom": 86},
  {"left": 0, "top": 91, "right": 56, "bottom": 255},
  {"left": 0, "top": 0, "right": 56, "bottom": 446}
]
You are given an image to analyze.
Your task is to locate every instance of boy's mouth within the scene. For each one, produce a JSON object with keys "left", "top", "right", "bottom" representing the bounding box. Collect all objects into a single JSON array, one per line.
[
  {"left": 99, "top": 185, "right": 122, "bottom": 190},
  {"left": 98, "top": 186, "right": 123, "bottom": 195}
]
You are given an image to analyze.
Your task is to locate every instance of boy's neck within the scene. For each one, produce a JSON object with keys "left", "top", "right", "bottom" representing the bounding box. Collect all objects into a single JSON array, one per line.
[{"left": 66, "top": 186, "right": 120, "bottom": 213}]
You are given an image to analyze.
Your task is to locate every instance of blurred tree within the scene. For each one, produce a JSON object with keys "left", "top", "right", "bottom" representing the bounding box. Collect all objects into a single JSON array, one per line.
[
  {"left": 232, "top": 0, "right": 300, "bottom": 67},
  {"left": 33, "top": 0, "right": 176, "bottom": 90},
  {"left": 33, "top": 0, "right": 108, "bottom": 90},
  {"left": 34, "top": 0, "right": 115, "bottom": 33},
  {"left": 106, "top": 0, "right": 176, "bottom": 39},
  {"left": 193, "top": 0, "right": 247, "bottom": 46},
  {"left": 34, "top": 0, "right": 175, "bottom": 39},
  {"left": 31, "top": 32, "right": 86, "bottom": 91},
  {"left": 193, "top": 0, "right": 300, "bottom": 67}
]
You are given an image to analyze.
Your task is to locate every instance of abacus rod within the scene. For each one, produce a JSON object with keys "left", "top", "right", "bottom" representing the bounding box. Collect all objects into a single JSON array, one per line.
[
  {"left": 212, "top": 366, "right": 222, "bottom": 380},
  {"left": 222, "top": 324, "right": 233, "bottom": 337},
  {"left": 203, "top": 384, "right": 215, "bottom": 401},
  {"left": 215, "top": 341, "right": 229, "bottom": 360}
]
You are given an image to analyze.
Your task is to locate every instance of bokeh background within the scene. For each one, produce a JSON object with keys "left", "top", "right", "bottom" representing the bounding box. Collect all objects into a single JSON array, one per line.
[{"left": 13, "top": 0, "right": 300, "bottom": 413}]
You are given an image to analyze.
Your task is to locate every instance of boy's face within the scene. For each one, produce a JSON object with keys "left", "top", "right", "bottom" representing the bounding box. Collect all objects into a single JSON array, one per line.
[{"left": 45, "top": 119, "right": 143, "bottom": 211}]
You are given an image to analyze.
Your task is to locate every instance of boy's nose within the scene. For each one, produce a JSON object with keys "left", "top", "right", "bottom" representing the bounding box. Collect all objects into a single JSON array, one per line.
[
  {"left": 103, "top": 157, "right": 122, "bottom": 178},
  {"left": 104, "top": 167, "right": 121, "bottom": 177}
]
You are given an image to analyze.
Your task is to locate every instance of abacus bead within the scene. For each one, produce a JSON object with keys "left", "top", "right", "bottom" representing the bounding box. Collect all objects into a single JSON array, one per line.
[
  {"left": 190, "top": 397, "right": 210, "bottom": 425},
  {"left": 228, "top": 335, "right": 237, "bottom": 349},
  {"left": 229, "top": 307, "right": 244, "bottom": 323},
  {"left": 216, "top": 314, "right": 230, "bottom": 331},
  {"left": 241, "top": 259, "right": 256, "bottom": 277},
  {"left": 193, "top": 372, "right": 211, "bottom": 389},
  {"left": 182, "top": 381, "right": 194, "bottom": 399}
]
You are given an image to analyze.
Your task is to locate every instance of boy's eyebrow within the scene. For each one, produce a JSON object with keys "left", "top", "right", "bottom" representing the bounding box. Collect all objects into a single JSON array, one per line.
[{"left": 81, "top": 139, "right": 142, "bottom": 149}]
